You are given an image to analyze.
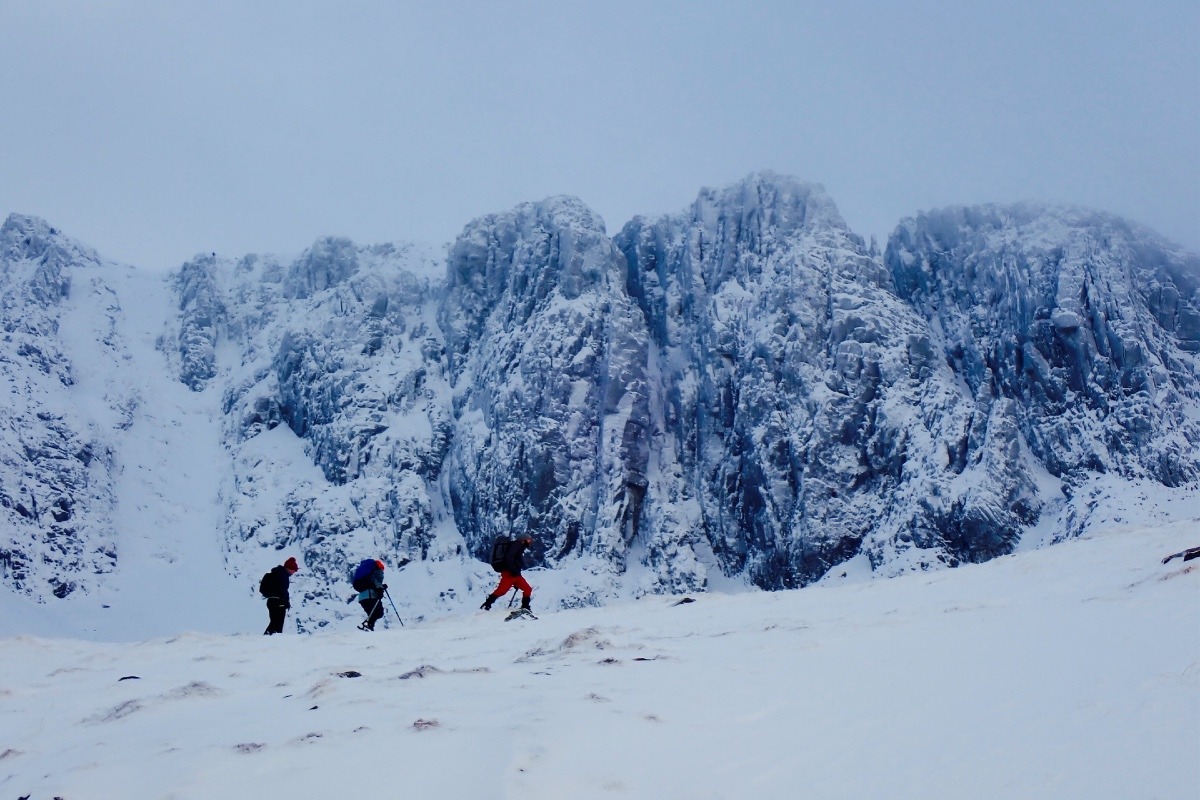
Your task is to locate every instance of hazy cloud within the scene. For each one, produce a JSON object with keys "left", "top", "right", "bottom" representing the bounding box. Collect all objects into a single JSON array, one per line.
[{"left": 1, "top": 0, "right": 1196, "bottom": 267}]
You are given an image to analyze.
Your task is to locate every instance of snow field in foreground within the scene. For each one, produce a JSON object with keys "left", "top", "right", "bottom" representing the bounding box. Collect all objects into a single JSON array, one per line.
[{"left": 0, "top": 520, "right": 1196, "bottom": 800}]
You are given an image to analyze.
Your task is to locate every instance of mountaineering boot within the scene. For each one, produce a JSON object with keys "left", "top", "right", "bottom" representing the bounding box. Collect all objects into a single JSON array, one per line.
[
  {"left": 480, "top": 594, "right": 496, "bottom": 611},
  {"left": 520, "top": 595, "right": 531, "bottom": 611}
]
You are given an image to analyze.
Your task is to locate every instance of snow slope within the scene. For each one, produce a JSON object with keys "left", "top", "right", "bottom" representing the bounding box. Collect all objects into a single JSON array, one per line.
[
  {"left": 0, "top": 519, "right": 1195, "bottom": 799},
  {"left": 0, "top": 220, "right": 258, "bottom": 636},
  {"left": 58, "top": 261, "right": 257, "bottom": 637}
]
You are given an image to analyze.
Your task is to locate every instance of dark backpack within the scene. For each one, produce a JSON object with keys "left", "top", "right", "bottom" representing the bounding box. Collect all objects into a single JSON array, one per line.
[
  {"left": 351, "top": 558, "right": 377, "bottom": 591},
  {"left": 258, "top": 570, "right": 274, "bottom": 598},
  {"left": 490, "top": 538, "right": 511, "bottom": 572}
]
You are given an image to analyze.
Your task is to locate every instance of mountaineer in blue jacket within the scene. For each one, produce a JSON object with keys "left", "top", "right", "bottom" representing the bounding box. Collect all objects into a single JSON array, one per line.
[{"left": 356, "top": 560, "right": 387, "bottom": 631}]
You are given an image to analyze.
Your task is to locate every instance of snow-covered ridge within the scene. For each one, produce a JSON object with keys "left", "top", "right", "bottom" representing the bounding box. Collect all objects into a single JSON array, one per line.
[
  {"left": 0, "top": 520, "right": 1194, "bottom": 798},
  {"left": 0, "top": 173, "right": 1197, "bottom": 634},
  {"left": 888, "top": 202, "right": 1200, "bottom": 487}
]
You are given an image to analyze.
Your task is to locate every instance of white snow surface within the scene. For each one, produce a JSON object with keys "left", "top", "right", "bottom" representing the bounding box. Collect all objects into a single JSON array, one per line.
[
  {"left": 43, "top": 257, "right": 258, "bottom": 636},
  {"left": 0, "top": 519, "right": 1196, "bottom": 799}
]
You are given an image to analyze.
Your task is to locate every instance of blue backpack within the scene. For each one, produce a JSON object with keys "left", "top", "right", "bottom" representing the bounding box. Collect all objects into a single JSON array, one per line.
[{"left": 351, "top": 559, "right": 377, "bottom": 591}]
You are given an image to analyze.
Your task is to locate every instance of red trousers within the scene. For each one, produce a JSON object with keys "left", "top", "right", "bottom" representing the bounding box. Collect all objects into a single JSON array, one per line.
[{"left": 491, "top": 572, "right": 532, "bottom": 599}]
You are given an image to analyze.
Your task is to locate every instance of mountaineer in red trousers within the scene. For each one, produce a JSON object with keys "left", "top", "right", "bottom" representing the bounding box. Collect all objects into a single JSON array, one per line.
[{"left": 480, "top": 535, "right": 533, "bottom": 613}]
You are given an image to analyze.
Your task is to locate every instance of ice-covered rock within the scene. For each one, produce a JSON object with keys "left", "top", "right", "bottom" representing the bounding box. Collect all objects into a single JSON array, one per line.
[
  {"left": 617, "top": 174, "right": 1044, "bottom": 587},
  {"left": 0, "top": 214, "right": 117, "bottom": 599},
  {"left": 203, "top": 239, "right": 455, "bottom": 626},
  {"left": 2, "top": 180, "right": 1197, "bottom": 623},
  {"left": 441, "top": 197, "right": 653, "bottom": 604},
  {"left": 887, "top": 203, "right": 1200, "bottom": 490}
]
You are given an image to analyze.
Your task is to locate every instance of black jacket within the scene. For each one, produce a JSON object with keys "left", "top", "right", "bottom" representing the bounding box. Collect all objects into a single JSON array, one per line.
[
  {"left": 265, "top": 565, "right": 291, "bottom": 604},
  {"left": 504, "top": 540, "right": 530, "bottom": 576}
]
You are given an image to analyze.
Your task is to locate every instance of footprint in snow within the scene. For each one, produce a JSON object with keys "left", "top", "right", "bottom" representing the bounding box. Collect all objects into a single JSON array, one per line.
[
  {"left": 85, "top": 699, "right": 142, "bottom": 724},
  {"left": 160, "top": 681, "right": 222, "bottom": 700}
]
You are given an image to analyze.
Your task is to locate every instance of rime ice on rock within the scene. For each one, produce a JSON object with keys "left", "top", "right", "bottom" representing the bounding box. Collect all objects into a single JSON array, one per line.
[
  {"left": 441, "top": 196, "right": 653, "bottom": 603},
  {"left": 3, "top": 181, "right": 1198, "bottom": 616},
  {"left": 887, "top": 203, "right": 1200, "bottom": 489},
  {"left": 0, "top": 214, "right": 116, "bottom": 600}
]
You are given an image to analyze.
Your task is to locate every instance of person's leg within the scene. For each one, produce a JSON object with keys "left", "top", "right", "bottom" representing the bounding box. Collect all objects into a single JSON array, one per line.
[
  {"left": 266, "top": 599, "right": 286, "bottom": 634},
  {"left": 482, "top": 573, "right": 515, "bottom": 609},
  {"left": 358, "top": 599, "right": 377, "bottom": 630},
  {"left": 495, "top": 573, "right": 516, "bottom": 596},
  {"left": 368, "top": 598, "right": 384, "bottom": 629},
  {"left": 515, "top": 576, "right": 533, "bottom": 609}
]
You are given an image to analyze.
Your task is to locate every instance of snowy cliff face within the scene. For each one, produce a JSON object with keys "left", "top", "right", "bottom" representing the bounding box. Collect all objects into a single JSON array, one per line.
[
  {"left": 171, "top": 239, "right": 460, "bottom": 625},
  {"left": 616, "top": 174, "right": 1046, "bottom": 588},
  {"left": 887, "top": 204, "right": 1200, "bottom": 495},
  {"left": 441, "top": 197, "right": 653, "bottom": 603},
  {"left": 2, "top": 177, "right": 1198, "bottom": 624},
  {"left": 0, "top": 215, "right": 121, "bottom": 599}
]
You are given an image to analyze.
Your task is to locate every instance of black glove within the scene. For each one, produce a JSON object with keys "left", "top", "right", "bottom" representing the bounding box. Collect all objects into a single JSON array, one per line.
[{"left": 381, "top": 584, "right": 388, "bottom": 591}]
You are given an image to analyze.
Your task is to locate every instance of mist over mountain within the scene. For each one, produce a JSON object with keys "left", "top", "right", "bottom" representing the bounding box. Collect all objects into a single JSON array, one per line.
[{"left": 2, "top": 174, "right": 1197, "bottom": 632}]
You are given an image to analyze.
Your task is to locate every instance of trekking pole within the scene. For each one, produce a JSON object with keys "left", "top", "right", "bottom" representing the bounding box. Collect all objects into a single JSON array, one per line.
[
  {"left": 384, "top": 589, "right": 404, "bottom": 627},
  {"left": 507, "top": 586, "right": 519, "bottom": 608},
  {"left": 359, "top": 596, "right": 383, "bottom": 630}
]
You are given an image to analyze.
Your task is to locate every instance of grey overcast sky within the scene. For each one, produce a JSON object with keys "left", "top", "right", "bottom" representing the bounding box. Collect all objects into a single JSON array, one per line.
[{"left": 1, "top": 1, "right": 1197, "bottom": 268}]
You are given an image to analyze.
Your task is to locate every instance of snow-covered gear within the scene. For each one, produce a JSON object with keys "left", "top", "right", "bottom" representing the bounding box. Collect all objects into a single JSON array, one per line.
[
  {"left": 1162, "top": 546, "right": 1200, "bottom": 564},
  {"left": 505, "top": 607, "right": 537, "bottom": 621}
]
